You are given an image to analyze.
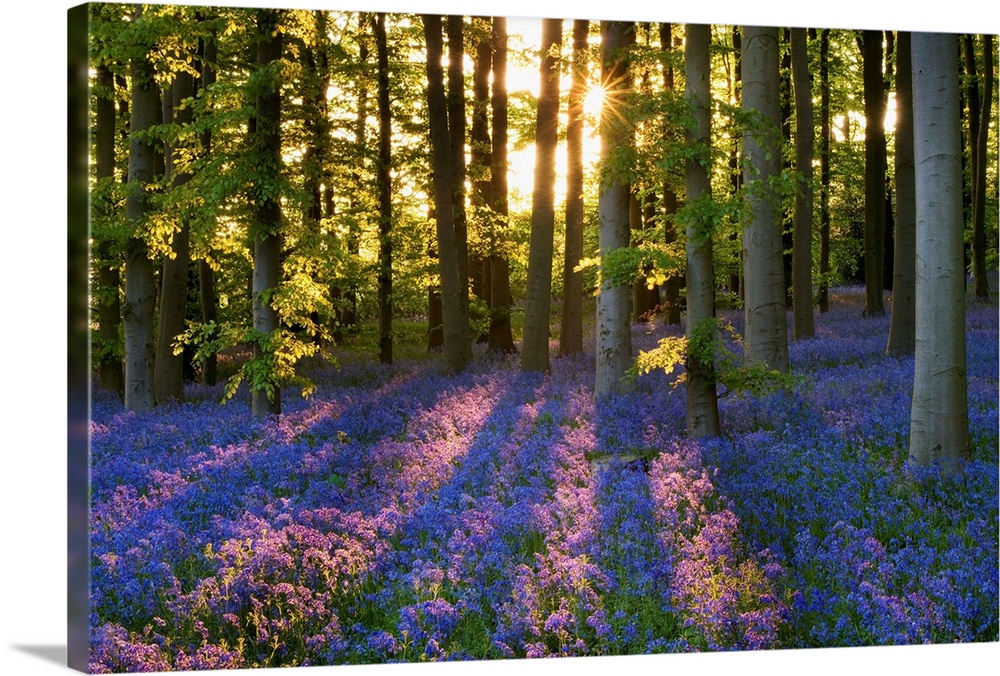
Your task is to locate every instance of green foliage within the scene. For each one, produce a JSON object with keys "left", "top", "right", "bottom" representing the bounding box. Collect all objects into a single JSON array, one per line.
[
  {"left": 579, "top": 242, "right": 684, "bottom": 292},
  {"left": 631, "top": 318, "right": 801, "bottom": 397}
]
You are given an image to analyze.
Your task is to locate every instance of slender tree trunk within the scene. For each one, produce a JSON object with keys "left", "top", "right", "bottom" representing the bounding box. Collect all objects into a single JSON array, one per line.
[
  {"left": 488, "top": 17, "right": 516, "bottom": 354},
  {"left": 684, "top": 23, "right": 721, "bottom": 438},
  {"left": 250, "top": 9, "right": 283, "bottom": 417},
  {"left": 123, "top": 6, "right": 159, "bottom": 412},
  {"left": 595, "top": 21, "right": 636, "bottom": 397},
  {"left": 818, "top": 28, "right": 831, "bottom": 314},
  {"left": 521, "top": 18, "right": 563, "bottom": 373},
  {"left": 791, "top": 27, "right": 814, "bottom": 340},
  {"left": 883, "top": 31, "right": 896, "bottom": 292},
  {"left": 469, "top": 16, "right": 493, "bottom": 340},
  {"left": 95, "top": 64, "right": 124, "bottom": 396},
  {"left": 971, "top": 35, "right": 994, "bottom": 299},
  {"left": 909, "top": 32, "right": 970, "bottom": 475},
  {"left": 197, "top": 30, "right": 219, "bottom": 385},
  {"left": 155, "top": 67, "right": 195, "bottom": 404},
  {"left": 729, "top": 25, "right": 745, "bottom": 303},
  {"left": 374, "top": 12, "right": 393, "bottom": 364},
  {"left": 862, "top": 30, "right": 887, "bottom": 316},
  {"left": 780, "top": 29, "right": 794, "bottom": 309},
  {"left": 423, "top": 15, "right": 472, "bottom": 373},
  {"left": 661, "top": 23, "right": 683, "bottom": 325},
  {"left": 342, "top": 18, "right": 370, "bottom": 337},
  {"left": 447, "top": 15, "right": 471, "bottom": 343},
  {"left": 741, "top": 26, "right": 789, "bottom": 374},
  {"left": 560, "top": 19, "right": 589, "bottom": 356},
  {"left": 887, "top": 32, "right": 916, "bottom": 356}
]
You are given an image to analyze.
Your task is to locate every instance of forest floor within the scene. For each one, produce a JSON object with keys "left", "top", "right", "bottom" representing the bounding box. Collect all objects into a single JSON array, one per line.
[{"left": 87, "top": 286, "right": 998, "bottom": 671}]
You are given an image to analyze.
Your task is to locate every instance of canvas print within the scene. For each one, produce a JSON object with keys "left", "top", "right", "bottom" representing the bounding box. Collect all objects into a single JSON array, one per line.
[{"left": 68, "top": 1, "right": 999, "bottom": 672}]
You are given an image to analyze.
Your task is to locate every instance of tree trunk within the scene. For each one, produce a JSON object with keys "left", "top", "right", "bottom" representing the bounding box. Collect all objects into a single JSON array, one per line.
[
  {"left": 790, "top": 27, "right": 814, "bottom": 340},
  {"left": 818, "top": 28, "right": 831, "bottom": 314},
  {"left": 595, "top": 21, "right": 636, "bottom": 397},
  {"left": 250, "top": 9, "right": 283, "bottom": 417},
  {"left": 862, "top": 30, "right": 887, "bottom": 317},
  {"left": 887, "top": 32, "right": 916, "bottom": 357},
  {"left": 154, "top": 67, "right": 194, "bottom": 404},
  {"left": 741, "top": 26, "right": 789, "bottom": 374},
  {"left": 95, "top": 64, "right": 124, "bottom": 396},
  {"left": 423, "top": 15, "right": 472, "bottom": 373},
  {"left": 780, "top": 29, "right": 794, "bottom": 309},
  {"left": 123, "top": 6, "right": 159, "bottom": 412},
  {"left": 447, "top": 15, "right": 471, "bottom": 342},
  {"left": 521, "top": 18, "right": 563, "bottom": 373},
  {"left": 374, "top": 12, "right": 393, "bottom": 365},
  {"left": 661, "top": 23, "right": 683, "bottom": 326},
  {"left": 684, "top": 23, "right": 721, "bottom": 438},
  {"left": 197, "top": 30, "right": 219, "bottom": 385},
  {"left": 971, "top": 35, "right": 994, "bottom": 299},
  {"left": 909, "top": 32, "right": 969, "bottom": 476},
  {"left": 469, "top": 17, "right": 492, "bottom": 341},
  {"left": 560, "top": 19, "right": 589, "bottom": 356},
  {"left": 488, "top": 17, "right": 516, "bottom": 354}
]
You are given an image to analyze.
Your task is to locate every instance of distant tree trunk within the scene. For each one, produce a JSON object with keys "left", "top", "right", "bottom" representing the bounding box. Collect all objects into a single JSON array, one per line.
[
  {"left": 423, "top": 15, "right": 472, "bottom": 373},
  {"left": 661, "top": 23, "right": 683, "bottom": 325},
  {"left": 909, "top": 32, "right": 969, "bottom": 476},
  {"left": 447, "top": 15, "right": 472, "bottom": 345},
  {"left": 595, "top": 20, "right": 636, "bottom": 397},
  {"left": 375, "top": 12, "right": 393, "bottom": 364},
  {"left": 790, "top": 27, "right": 814, "bottom": 340},
  {"left": 469, "top": 16, "right": 492, "bottom": 340},
  {"left": 683, "top": 23, "right": 721, "bottom": 438},
  {"left": 862, "top": 30, "right": 887, "bottom": 316},
  {"left": 883, "top": 31, "right": 896, "bottom": 292},
  {"left": 780, "top": 29, "right": 794, "bottom": 309},
  {"left": 123, "top": 6, "right": 159, "bottom": 412},
  {"left": 728, "top": 25, "right": 745, "bottom": 302},
  {"left": 818, "top": 28, "right": 831, "bottom": 314},
  {"left": 521, "top": 18, "right": 563, "bottom": 373},
  {"left": 95, "top": 64, "right": 124, "bottom": 396},
  {"left": 970, "top": 34, "right": 994, "bottom": 299},
  {"left": 342, "top": 18, "right": 370, "bottom": 337},
  {"left": 741, "top": 26, "right": 789, "bottom": 373},
  {"left": 560, "top": 19, "right": 589, "bottom": 357},
  {"left": 887, "top": 32, "right": 916, "bottom": 357},
  {"left": 488, "top": 17, "right": 516, "bottom": 354},
  {"left": 250, "top": 9, "right": 283, "bottom": 417},
  {"left": 198, "top": 30, "right": 219, "bottom": 385},
  {"left": 155, "top": 67, "right": 195, "bottom": 404}
]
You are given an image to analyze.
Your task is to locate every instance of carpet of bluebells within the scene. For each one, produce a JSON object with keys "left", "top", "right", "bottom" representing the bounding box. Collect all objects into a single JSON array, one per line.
[{"left": 87, "top": 287, "right": 999, "bottom": 671}]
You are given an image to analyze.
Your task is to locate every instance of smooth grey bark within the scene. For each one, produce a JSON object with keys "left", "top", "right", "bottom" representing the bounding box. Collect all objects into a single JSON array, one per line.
[
  {"left": 95, "top": 63, "right": 124, "bottom": 396},
  {"left": 155, "top": 67, "right": 195, "bottom": 404},
  {"left": 683, "top": 23, "right": 721, "bottom": 439},
  {"left": 862, "top": 30, "right": 887, "bottom": 316},
  {"left": 375, "top": 12, "right": 393, "bottom": 365},
  {"left": 123, "top": 6, "right": 159, "bottom": 412},
  {"left": 909, "top": 32, "right": 970, "bottom": 475},
  {"left": 559, "top": 19, "right": 589, "bottom": 357},
  {"left": 521, "top": 18, "right": 563, "bottom": 373},
  {"left": 595, "top": 21, "right": 635, "bottom": 397},
  {"left": 250, "top": 9, "right": 283, "bottom": 417},
  {"left": 790, "top": 27, "right": 814, "bottom": 340},
  {"left": 423, "top": 14, "right": 472, "bottom": 373},
  {"left": 741, "top": 26, "right": 789, "bottom": 374},
  {"left": 488, "top": 16, "right": 516, "bottom": 354},
  {"left": 887, "top": 32, "right": 916, "bottom": 357}
]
